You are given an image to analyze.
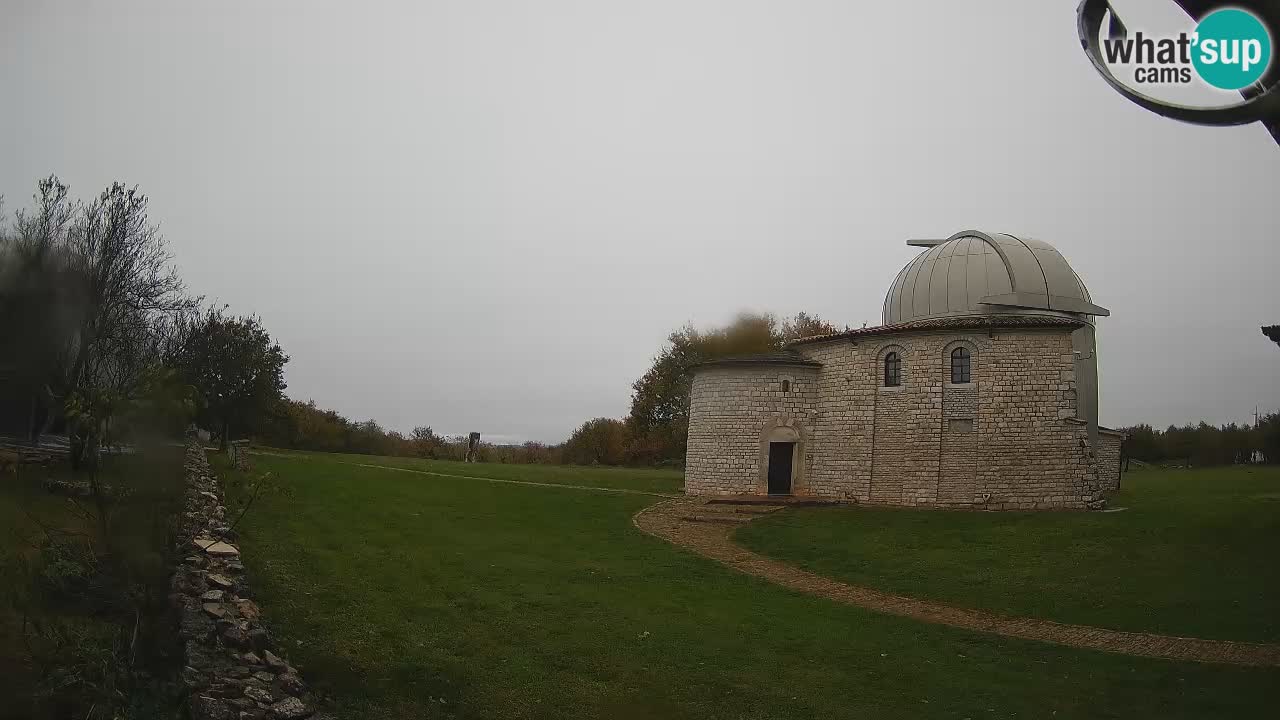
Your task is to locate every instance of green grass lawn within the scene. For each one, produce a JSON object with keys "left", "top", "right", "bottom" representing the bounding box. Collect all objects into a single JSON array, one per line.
[
  {"left": 0, "top": 449, "right": 185, "bottom": 720},
  {"left": 255, "top": 448, "right": 685, "bottom": 495},
  {"left": 0, "top": 464, "right": 76, "bottom": 715},
  {"left": 737, "top": 466, "right": 1280, "bottom": 643},
  {"left": 225, "top": 453, "right": 1278, "bottom": 719}
]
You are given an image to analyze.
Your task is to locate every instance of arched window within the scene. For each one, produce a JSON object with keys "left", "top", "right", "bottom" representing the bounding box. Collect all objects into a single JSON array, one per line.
[
  {"left": 884, "top": 352, "right": 901, "bottom": 387},
  {"left": 951, "top": 347, "right": 971, "bottom": 384}
]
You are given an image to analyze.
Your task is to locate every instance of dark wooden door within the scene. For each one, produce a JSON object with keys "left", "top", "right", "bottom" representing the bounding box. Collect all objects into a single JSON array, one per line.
[{"left": 767, "top": 442, "right": 794, "bottom": 495}]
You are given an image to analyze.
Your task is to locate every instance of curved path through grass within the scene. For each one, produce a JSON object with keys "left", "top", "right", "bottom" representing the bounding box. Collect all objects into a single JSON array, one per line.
[
  {"left": 634, "top": 498, "right": 1280, "bottom": 667},
  {"left": 276, "top": 452, "right": 1280, "bottom": 666},
  {"left": 226, "top": 453, "right": 1279, "bottom": 718},
  {"left": 738, "top": 467, "right": 1280, "bottom": 644}
]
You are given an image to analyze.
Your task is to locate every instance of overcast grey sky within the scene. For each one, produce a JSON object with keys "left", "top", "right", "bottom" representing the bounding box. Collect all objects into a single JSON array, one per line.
[{"left": 3, "top": 1, "right": 1277, "bottom": 443}]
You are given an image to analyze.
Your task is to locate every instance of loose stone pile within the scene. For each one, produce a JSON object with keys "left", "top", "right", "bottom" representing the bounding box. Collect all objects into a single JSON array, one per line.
[{"left": 172, "top": 436, "right": 321, "bottom": 720}]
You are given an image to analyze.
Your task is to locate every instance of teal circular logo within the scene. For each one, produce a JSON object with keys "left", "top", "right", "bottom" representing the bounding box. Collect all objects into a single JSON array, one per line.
[{"left": 1192, "top": 8, "right": 1272, "bottom": 90}]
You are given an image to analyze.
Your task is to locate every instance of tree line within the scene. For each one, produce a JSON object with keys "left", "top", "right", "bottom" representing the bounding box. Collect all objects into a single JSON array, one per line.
[
  {"left": 0, "top": 177, "right": 295, "bottom": 720},
  {"left": 251, "top": 399, "right": 563, "bottom": 464},
  {"left": 254, "top": 318, "right": 1280, "bottom": 470},
  {"left": 0, "top": 177, "right": 288, "bottom": 464},
  {"left": 0, "top": 175, "right": 840, "bottom": 468},
  {"left": 1118, "top": 417, "right": 1280, "bottom": 468},
  {"left": 246, "top": 311, "right": 841, "bottom": 466},
  {"left": 7, "top": 174, "right": 1273, "bottom": 471}
]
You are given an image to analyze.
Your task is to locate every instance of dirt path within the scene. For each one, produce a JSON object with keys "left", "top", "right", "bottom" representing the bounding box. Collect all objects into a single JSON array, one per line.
[{"left": 633, "top": 498, "right": 1280, "bottom": 668}]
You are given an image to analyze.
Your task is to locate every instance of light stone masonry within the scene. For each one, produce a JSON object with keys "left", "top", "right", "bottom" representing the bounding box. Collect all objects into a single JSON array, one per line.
[{"left": 686, "top": 326, "right": 1123, "bottom": 510}]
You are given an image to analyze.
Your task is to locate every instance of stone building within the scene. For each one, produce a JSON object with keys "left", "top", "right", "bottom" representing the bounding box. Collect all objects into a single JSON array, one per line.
[{"left": 685, "top": 230, "right": 1124, "bottom": 510}]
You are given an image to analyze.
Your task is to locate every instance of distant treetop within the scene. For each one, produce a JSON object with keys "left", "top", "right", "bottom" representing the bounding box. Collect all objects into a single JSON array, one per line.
[{"left": 1264, "top": 326, "right": 1280, "bottom": 349}]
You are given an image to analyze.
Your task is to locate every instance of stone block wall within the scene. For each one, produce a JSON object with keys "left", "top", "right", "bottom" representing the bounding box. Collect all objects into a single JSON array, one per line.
[
  {"left": 685, "top": 326, "right": 1109, "bottom": 510},
  {"left": 964, "top": 331, "right": 1096, "bottom": 509},
  {"left": 798, "top": 341, "right": 874, "bottom": 500},
  {"left": 1097, "top": 429, "right": 1125, "bottom": 491},
  {"left": 939, "top": 382, "right": 979, "bottom": 505},
  {"left": 685, "top": 365, "right": 817, "bottom": 495}
]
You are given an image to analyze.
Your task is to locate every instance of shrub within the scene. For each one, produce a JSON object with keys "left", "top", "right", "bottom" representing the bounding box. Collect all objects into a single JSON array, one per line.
[{"left": 37, "top": 536, "right": 96, "bottom": 598}]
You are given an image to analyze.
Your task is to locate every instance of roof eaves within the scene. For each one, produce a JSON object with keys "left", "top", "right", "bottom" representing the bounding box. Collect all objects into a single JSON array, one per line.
[
  {"left": 690, "top": 352, "right": 822, "bottom": 371},
  {"left": 785, "top": 314, "right": 1085, "bottom": 347}
]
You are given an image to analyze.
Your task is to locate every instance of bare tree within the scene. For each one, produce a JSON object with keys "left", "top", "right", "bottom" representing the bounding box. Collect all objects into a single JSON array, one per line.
[{"left": 59, "top": 182, "right": 191, "bottom": 467}]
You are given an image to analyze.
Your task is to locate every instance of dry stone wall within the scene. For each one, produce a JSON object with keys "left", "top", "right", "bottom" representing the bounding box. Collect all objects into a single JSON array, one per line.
[
  {"left": 172, "top": 437, "right": 323, "bottom": 720},
  {"left": 686, "top": 327, "right": 1110, "bottom": 510}
]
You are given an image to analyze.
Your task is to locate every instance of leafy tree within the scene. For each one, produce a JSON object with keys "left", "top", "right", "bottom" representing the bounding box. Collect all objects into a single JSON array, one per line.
[
  {"left": 175, "top": 308, "right": 288, "bottom": 449},
  {"left": 563, "top": 417, "right": 628, "bottom": 465},
  {"left": 781, "top": 311, "right": 840, "bottom": 342},
  {"left": 627, "top": 311, "right": 839, "bottom": 464},
  {"left": 1261, "top": 412, "right": 1280, "bottom": 463},
  {"left": 412, "top": 425, "right": 442, "bottom": 457},
  {"left": 1121, "top": 424, "right": 1161, "bottom": 463},
  {"left": 1118, "top": 418, "right": 1275, "bottom": 467},
  {"left": 1264, "top": 326, "right": 1280, "bottom": 349},
  {"left": 258, "top": 398, "right": 351, "bottom": 452},
  {"left": 349, "top": 419, "right": 390, "bottom": 455}
]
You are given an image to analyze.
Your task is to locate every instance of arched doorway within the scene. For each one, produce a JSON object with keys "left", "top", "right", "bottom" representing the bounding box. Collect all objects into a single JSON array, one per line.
[
  {"left": 761, "top": 424, "right": 801, "bottom": 496},
  {"left": 767, "top": 442, "right": 795, "bottom": 494}
]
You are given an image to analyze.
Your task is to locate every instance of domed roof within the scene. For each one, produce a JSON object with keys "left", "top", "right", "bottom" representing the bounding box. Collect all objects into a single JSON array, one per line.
[{"left": 882, "top": 230, "right": 1108, "bottom": 326}]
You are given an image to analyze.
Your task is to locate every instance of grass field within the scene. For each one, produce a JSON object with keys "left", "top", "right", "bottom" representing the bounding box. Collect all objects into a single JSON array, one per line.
[
  {"left": 0, "top": 464, "right": 79, "bottom": 715},
  {"left": 224, "top": 452, "right": 1279, "bottom": 719},
  {"left": 256, "top": 448, "right": 685, "bottom": 495},
  {"left": 737, "top": 466, "right": 1280, "bottom": 643},
  {"left": 0, "top": 450, "right": 185, "bottom": 720}
]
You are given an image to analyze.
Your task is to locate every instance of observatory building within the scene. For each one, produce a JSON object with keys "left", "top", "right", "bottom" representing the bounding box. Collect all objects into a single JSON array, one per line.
[{"left": 684, "top": 230, "right": 1124, "bottom": 510}]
